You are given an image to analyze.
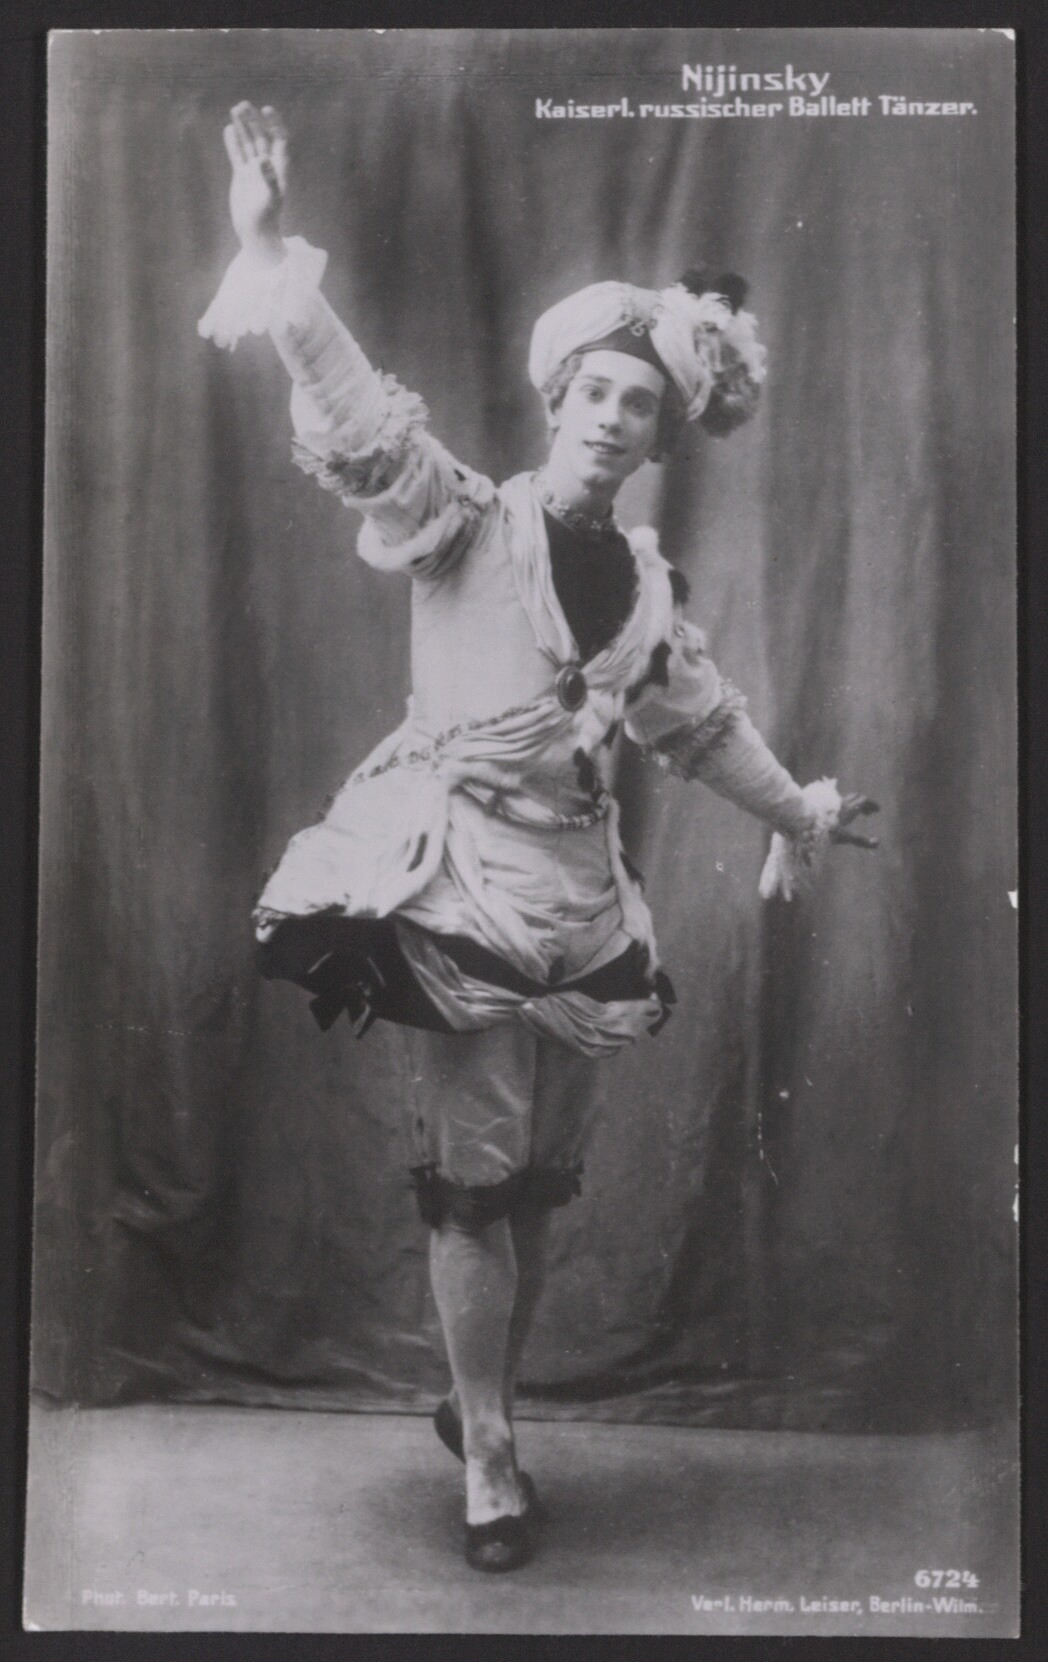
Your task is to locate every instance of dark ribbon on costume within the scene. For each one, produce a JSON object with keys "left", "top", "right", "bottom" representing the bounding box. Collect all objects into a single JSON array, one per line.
[{"left": 256, "top": 916, "right": 675, "bottom": 1037}]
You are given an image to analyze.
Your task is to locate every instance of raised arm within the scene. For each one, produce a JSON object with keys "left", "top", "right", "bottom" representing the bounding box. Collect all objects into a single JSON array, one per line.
[{"left": 198, "top": 103, "right": 492, "bottom": 577}]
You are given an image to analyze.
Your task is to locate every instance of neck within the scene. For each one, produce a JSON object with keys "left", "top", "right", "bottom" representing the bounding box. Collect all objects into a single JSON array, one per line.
[{"left": 540, "top": 451, "right": 619, "bottom": 516}]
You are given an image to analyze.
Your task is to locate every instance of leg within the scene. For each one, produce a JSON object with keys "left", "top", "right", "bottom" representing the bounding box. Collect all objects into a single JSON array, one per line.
[
  {"left": 441, "top": 1207, "right": 551, "bottom": 1427},
  {"left": 501, "top": 1035, "right": 603, "bottom": 1418},
  {"left": 403, "top": 1023, "right": 600, "bottom": 1530},
  {"left": 429, "top": 1214, "right": 523, "bottom": 1524},
  {"left": 435, "top": 1032, "right": 601, "bottom": 1432},
  {"left": 403, "top": 1022, "right": 538, "bottom": 1525},
  {"left": 503, "top": 1206, "right": 553, "bottom": 1418}
]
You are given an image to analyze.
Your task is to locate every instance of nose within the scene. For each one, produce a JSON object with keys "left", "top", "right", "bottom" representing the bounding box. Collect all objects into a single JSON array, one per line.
[{"left": 596, "top": 401, "right": 623, "bottom": 432}]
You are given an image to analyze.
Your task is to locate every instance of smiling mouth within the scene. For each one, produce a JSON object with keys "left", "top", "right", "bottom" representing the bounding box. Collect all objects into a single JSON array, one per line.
[{"left": 585, "top": 440, "right": 626, "bottom": 456}]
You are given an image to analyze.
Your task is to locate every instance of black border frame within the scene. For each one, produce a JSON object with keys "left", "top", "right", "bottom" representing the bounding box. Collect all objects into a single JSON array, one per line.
[{"left": 2, "top": 5, "right": 1041, "bottom": 1659}]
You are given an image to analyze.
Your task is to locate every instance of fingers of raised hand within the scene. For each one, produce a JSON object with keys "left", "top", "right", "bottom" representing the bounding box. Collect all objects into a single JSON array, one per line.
[
  {"left": 223, "top": 122, "right": 248, "bottom": 169},
  {"left": 260, "top": 105, "right": 288, "bottom": 146},
  {"left": 260, "top": 105, "right": 289, "bottom": 188},
  {"left": 227, "top": 102, "right": 287, "bottom": 197},
  {"left": 231, "top": 100, "right": 268, "bottom": 159}
]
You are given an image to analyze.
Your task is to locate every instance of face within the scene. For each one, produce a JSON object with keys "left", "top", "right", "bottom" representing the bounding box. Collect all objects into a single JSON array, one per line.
[{"left": 547, "top": 350, "right": 665, "bottom": 495}]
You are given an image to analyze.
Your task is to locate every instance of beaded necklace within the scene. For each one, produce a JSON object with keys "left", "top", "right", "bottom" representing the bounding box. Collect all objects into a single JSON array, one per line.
[{"left": 533, "top": 470, "right": 620, "bottom": 539}]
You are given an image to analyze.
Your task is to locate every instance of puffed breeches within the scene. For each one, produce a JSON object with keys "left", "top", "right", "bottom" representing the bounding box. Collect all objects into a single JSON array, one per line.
[{"left": 400, "top": 1023, "right": 603, "bottom": 1231}]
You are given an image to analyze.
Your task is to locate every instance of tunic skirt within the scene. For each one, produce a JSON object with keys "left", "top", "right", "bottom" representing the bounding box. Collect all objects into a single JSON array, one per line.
[{"left": 198, "top": 241, "right": 819, "bottom": 1219}]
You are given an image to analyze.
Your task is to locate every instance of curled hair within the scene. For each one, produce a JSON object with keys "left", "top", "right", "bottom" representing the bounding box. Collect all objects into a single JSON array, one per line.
[{"left": 541, "top": 353, "right": 686, "bottom": 462}]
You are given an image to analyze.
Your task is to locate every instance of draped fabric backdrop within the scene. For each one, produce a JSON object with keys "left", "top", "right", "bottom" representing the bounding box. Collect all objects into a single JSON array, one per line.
[{"left": 34, "top": 29, "right": 1015, "bottom": 1431}]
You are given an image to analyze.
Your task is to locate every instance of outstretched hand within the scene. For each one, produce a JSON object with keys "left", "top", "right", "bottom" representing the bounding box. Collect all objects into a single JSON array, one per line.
[
  {"left": 759, "top": 786, "right": 880, "bottom": 902},
  {"left": 831, "top": 793, "right": 880, "bottom": 850},
  {"left": 223, "top": 101, "right": 288, "bottom": 265}
]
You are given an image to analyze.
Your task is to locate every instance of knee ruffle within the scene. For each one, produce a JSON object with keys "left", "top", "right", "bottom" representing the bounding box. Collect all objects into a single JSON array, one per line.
[{"left": 408, "top": 1162, "right": 583, "bottom": 1231}]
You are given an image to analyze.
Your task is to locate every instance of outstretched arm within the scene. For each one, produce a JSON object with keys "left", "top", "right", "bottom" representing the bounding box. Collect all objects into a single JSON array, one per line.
[
  {"left": 626, "top": 607, "right": 878, "bottom": 898},
  {"left": 199, "top": 103, "right": 491, "bottom": 574},
  {"left": 653, "top": 698, "right": 877, "bottom": 900},
  {"left": 201, "top": 102, "right": 398, "bottom": 461}
]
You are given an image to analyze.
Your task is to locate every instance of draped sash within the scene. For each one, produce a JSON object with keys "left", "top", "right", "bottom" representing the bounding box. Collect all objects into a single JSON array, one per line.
[{"left": 254, "top": 474, "right": 679, "bottom": 1025}]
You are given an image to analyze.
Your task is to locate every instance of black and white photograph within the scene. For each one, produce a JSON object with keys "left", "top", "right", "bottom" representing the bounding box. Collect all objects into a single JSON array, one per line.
[{"left": 24, "top": 26, "right": 1017, "bottom": 1636}]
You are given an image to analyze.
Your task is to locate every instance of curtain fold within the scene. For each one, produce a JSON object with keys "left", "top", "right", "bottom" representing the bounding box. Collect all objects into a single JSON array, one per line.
[{"left": 34, "top": 29, "right": 1015, "bottom": 1430}]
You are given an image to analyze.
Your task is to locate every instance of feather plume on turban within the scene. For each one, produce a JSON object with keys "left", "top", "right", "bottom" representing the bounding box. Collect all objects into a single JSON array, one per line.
[{"left": 528, "top": 274, "right": 767, "bottom": 430}]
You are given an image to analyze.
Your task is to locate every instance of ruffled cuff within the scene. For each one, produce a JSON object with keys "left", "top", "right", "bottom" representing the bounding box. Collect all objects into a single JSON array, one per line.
[
  {"left": 758, "top": 778, "right": 842, "bottom": 902},
  {"left": 197, "top": 236, "right": 328, "bottom": 351},
  {"left": 290, "top": 372, "right": 431, "bottom": 500},
  {"left": 642, "top": 679, "right": 748, "bottom": 776}
]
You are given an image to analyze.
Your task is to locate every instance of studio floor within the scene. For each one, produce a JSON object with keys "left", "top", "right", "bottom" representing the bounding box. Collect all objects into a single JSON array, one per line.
[{"left": 23, "top": 1400, "right": 1018, "bottom": 1636}]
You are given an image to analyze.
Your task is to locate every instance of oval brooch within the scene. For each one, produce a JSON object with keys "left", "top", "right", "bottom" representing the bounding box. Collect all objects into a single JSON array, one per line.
[{"left": 555, "top": 665, "right": 588, "bottom": 712}]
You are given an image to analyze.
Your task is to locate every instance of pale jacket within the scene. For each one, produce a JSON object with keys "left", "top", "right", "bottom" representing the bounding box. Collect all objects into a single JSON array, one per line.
[{"left": 199, "top": 241, "right": 829, "bottom": 1054}]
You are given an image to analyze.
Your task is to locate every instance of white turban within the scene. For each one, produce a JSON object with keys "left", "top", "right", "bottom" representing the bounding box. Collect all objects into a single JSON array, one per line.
[{"left": 528, "top": 279, "right": 767, "bottom": 424}]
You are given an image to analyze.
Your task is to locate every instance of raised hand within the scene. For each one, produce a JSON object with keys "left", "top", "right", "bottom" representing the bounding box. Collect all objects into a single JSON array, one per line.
[
  {"left": 223, "top": 101, "right": 289, "bottom": 266},
  {"left": 831, "top": 793, "right": 880, "bottom": 850}
]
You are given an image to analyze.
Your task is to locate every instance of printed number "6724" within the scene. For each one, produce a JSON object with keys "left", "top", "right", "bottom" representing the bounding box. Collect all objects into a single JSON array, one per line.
[{"left": 914, "top": 1570, "right": 979, "bottom": 1589}]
